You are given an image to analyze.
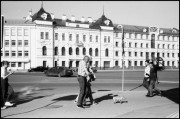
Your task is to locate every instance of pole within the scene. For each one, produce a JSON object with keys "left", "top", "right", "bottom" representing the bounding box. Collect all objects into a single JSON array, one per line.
[{"left": 121, "top": 26, "right": 124, "bottom": 92}]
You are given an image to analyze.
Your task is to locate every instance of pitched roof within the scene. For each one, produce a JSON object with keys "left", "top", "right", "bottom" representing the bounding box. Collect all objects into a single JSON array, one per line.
[
  {"left": 32, "top": 7, "right": 52, "bottom": 21},
  {"left": 4, "top": 19, "right": 35, "bottom": 25}
]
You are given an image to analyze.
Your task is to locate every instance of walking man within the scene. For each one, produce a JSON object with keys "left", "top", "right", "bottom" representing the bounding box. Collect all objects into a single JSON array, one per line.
[
  {"left": 76, "top": 56, "right": 90, "bottom": 108},
  {"left": 143, "top": 60, "right": 150, "bottom": 96}
]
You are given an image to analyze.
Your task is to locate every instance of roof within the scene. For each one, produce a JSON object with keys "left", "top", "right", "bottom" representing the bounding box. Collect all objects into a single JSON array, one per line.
[
  {"left": 4, "top": 19, "right": 35, "bottom": 25},
  {"left": 32, "top": 7, "right": 52, "bottom": 21},
  {"left": 159, "top": 28, "right": 179, "bottom": 36}
]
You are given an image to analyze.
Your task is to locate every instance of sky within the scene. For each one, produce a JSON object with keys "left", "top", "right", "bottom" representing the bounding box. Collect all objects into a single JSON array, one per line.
[{"left": 1, "top": 1, "right": 179, "bottom": 29}]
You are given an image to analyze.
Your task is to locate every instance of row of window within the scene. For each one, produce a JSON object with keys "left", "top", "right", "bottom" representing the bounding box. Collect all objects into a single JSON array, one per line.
[
  {"left": 4, "top": 40, "right": 29, "bottom": 47},
  {"left": 42, "top": 32, "right": 113, "bottom": 43},
  {"left": 4, "top": 28, "right": 29, "bottom": 36},
  {"left": 1, "top": 51, "right": 29, "bottom": 57},
  {"left": 115, "top": 41, "right": 177, "bottom": 49},
  {"left": 115, "top": 33, "right": 178, "bottom": 41}
]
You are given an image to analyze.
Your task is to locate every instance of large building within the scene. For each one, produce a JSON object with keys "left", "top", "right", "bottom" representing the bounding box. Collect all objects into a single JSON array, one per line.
[{"left": 1, "top": 6, "right": 179, "bottom": 70}]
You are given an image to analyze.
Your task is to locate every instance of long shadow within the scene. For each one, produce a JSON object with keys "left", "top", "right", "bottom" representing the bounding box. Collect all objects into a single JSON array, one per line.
[
  {"left": 97, "top": 90, "right": 112, "bottom": 92},
  {"left": 94, "top": 94, "right": 114, "bottom": 103},
  {"left": 52, "top": 95, "right": 77, "bottom": 101},
  {"left": 161, "top": 87, "right": 179, "bottom": 104}
]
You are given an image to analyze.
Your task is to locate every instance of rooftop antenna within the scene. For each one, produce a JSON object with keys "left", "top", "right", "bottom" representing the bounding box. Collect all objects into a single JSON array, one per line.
[{"left": 41, "top": 1, "right": 43, "bottom": 8}]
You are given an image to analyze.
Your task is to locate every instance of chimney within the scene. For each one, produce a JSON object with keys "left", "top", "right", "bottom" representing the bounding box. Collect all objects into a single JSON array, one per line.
[
  {"left": 71, "top": 15, "right": 75, "bottom": 22},
  {"left": 81, "top": 16, "right": 85, "bottom": 23},
  {"left": 51, "top": 13, "right": 54, "bottom": 20},
  {"left": 88, "top": 17, "right": 92, "bottom": 23},
  {"left": 62, "top": 14, "right": 67, "bottom": 20}
]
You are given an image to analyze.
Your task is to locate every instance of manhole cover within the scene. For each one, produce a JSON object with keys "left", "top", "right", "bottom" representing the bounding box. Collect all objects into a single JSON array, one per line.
[{"left": 45, "top": 105, "right": 63, "bottom": 109}]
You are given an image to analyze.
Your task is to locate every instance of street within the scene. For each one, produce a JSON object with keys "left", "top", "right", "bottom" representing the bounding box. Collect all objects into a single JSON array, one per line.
[{"left": 8, "top": 70, "right": 179, "bottom": 96}]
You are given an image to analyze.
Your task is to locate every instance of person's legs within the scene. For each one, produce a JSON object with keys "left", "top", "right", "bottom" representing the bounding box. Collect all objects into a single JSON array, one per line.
[
  {"left": 1, "top": 78, "right": 5, "bottom": 108},
  {"left": 148, "top": 80, "right": 155, "bottom": 97},
  {"left": 143, "top": 77, "right": 149, "bottom": 90},
  {"left": 4, "top": 78, "right": 14, "bottom": 106},
  {"left": 77, "top": 76, "right": 86, "bottom": 107}
]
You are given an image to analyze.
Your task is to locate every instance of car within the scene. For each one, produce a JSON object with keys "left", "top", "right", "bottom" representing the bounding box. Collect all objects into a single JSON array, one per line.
[
  {"left": 28, "top": 66, "right": 48, "bottom": 72},
  {"left": 44, "top": 66, "right": 73, "bottom": 77}
]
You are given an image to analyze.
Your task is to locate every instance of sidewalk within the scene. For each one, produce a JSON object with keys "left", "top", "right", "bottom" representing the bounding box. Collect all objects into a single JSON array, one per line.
[{"left": 1, "top": 91, "right": 179, "bottom": 118}]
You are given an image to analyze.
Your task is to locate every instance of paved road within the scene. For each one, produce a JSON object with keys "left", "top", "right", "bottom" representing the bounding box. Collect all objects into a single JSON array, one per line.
[{"left": 8, "top": 70, "right": 179, "bottom": 96}]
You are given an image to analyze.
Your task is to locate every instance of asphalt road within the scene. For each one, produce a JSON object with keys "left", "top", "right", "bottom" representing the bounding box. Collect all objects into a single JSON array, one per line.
[{"left": 8, "top": 70, "right": 179, "bottom": 97}]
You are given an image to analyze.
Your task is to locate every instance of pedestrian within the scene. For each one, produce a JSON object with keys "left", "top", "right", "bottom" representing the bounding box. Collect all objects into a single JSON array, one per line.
[
  {"left": 76, "top": 56, "right": 90, "bottom": 108},
  {"left": 143, "top": 60, "right": 150, "bottom": 96},
  {"left": 147, "top": 60, "right": 162, "bottom": 97},
  {"left": 1, "top": 61, "right": 15, "bottom": 110}
]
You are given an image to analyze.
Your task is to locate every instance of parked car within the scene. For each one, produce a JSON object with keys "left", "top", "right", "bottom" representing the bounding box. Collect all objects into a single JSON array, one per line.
[
  {"left": 44, "top": 66, "right": 73, "bottom": 77},
  {"left": 28, "top": 66, "right": 48, "bottom": 72}
]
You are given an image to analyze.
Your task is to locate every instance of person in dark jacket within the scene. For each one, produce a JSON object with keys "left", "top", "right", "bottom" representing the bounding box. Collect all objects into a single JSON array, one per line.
[{"left": 147, "top": 61, "right": 162, "bottom": 97}]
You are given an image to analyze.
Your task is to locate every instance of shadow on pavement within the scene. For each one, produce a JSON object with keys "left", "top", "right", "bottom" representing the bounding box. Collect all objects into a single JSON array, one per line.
[
  {"left": 97, "top": 90, "right": 112, "bottom": 91},
  {"left": 52, "top": 95, "right": 77, "bottom": 101},
  {"left": 161, "top": 87, "right": 179, "bottom": 104},
  {"left": 95, "top": 94, "right": 114, "bottom": 103}
]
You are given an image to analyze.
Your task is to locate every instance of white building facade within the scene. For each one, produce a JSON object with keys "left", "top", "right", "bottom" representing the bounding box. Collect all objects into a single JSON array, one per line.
[{"left": 1, "top": 6, "right": 179, "bottom": 70}]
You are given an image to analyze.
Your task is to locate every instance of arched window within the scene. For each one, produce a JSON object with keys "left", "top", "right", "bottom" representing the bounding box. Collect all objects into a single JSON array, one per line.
[
  {"left": 54, "top": 47, "right": 58, "bottom": 56},
  {"left": 76, "top": 47, "right": 79, "bottom": 55},
  {"left": 62, "top": 47, "right": 65, "bottom": 56},
  {"left": 69, "top": 47, "right": 72, "bottom": 55},
  {"left": 83, "top": 48, "right": 86, "bottom": 55},
  {"left": 89, "top": 48, "right": 92, "bottom": 56},
  {"left": 42, "top": 46, "right": 47, "bottom": 56},
  {"left": 95, "top": 48, "right": 98, "bottom": 56},
  {"left": 105, "top": 48, "right": 108, "bottom": 57}
]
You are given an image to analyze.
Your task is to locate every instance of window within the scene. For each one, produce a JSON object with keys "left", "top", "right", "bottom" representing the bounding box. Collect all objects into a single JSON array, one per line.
[
  {"left": 134, "top": 33, "right": 137, "bottom": 39},
  {"left": 45, "top": 32, "right": 49, "bottom": 39},
  {"left": 11, "top": 51, "right": 16, "bottom": 57},
  {"left": 24, "top": 51, "right": 29, "bottom": 57},
  {"left": 18, "top": 62, "right": 22, "bottom": 67},
  {"left": 115, "top": 51, "right": 118, "bottom": 56},
  {"left": 108, "top": 36, "right": 110, "bottom": 43},
  {"left": 69, "top": 34, "right": 72, "bottom": 41},
  {"left": 116, "top": 42, "right": 118, "bottom": 47},
  {"left": 18, "top": 40, "right": 22, "bottom": 47},
  {"left": 129, "top": 52, "right": 131, "bottom": 57},
  {"left": 146, "top": 43, "right": 148, "bottom": 48},
  {"left": 89, "top": 48, "right": 92, "bottom": 56},
  {"left": 135, "top": 52, "right": 137, "bottom": 57},
  {"left": 95, "top": 48, "right": 98, "bottom": 56},
  {"left": 95, "top": 61, "right": 98, "bottom": 67},
  {"left": 62, "top": 33, "right": 65, "bottom": 41},
  {"left": 151, "top": 34, "right": 155, "bottom": 48},
  {"left": 62, "top": 47, "right": 65, "bottom": 56},
  {"left": 158, "top": 44, "right": 160, "bottom": 49},
  {"left": 115, "top": 61, "right": 118, "bottom": 66},
  {"left": 140, "top": 61, "right": 143, "bottom": 66},
  {"left": 167, "top": 61, "right": 169, "bottom": 66},
  {"left": 5, "top": 51, "right": 9, "bottom": 57},
  {"left": 83, "top": 35, "right": 86, "bottom": 42},
  {"left": 11, "top": 28, "right": 16, "bottom": 36},
  {"left": 5, "top": 40, "right": 9, "bottom": 46},
  {"left": 24, "top": 29, "right": 28, "bottom": 36},
  {"left": 96, "top": 36, "right": 98, "bottom": 42},
  {"left": 11, "top": 62, "right": 16, "bottom": 67},
  {"left": 24, "top": 40, "right": 28, "bottom": 46},
  {"left": 76, "top": 47, "right": 79, "bottom": 55},
  {"left": 17, "top": 28, "right": 22, "bottom": 36},
  {"left": 90, "top": 35, "right": 92, "bottom": 42},
  {"left": 62, "top": 61, "right": 65, "bottom": 67},
  {"left": 41, "top": 32, "right": 44, "bottom": 39},
  {"left": 104, "top": 36, "right": 107, "bottom": 43},
  {"left": 11, "top": 40, "right": 16, "bottom": 46},
  {"left": 168, "top": 44, "right": 170, "bottom": 49},
  {"left": 42, "top": 46, "right": 47, "bottom": 56},
  {"left": 76, "top": 34, "right": 79, "bottom": 43},
  {"left": 1, "top": 51, "right": 3, "bottom": 56},
  {"left": 167, "top": 53, "right": 169, "bottom": 57},
  {"left": 116, "top": 33, "right": 118, "bottom": 37},
  {"left": 172, "top": 61, "right": 174, "bottom": 66},
  {"left": 83, "top": 48, "right": 86, "bottom": 55},
  {"left": 55, "top": 33, "right": 58, "bottom": 40},
  {"left": 141, "top": 52, "right": 143, "bottom": 57},
  {"left": 105, "top": 48, "right": 108, "bottom": 57},
  {"left": 135, "top": 43, "right": 137, "bottom": 48},
  {"left": 141, "top": 43, "right": 143, "bottom": 48},
  {"left": 163, "top": 44, "right": 165, "bottom": 48},
  {"left": 54, "top": 47, "right": 58, "bottom": 55},
  {"left": 129, "top": 42, "right": 131, "bottom": 47},
  {"left": 5, "top": 29, "right": 10, "bottom": 36},
  {"left": 134, "top": 61, "right": 137, "bottom": 66},
  {"left": 69, "top": 47, "right": 72, "bottom": 55},
  {"left": 172, "top": 45, "right": 175, "bottom": 49},
  {"left": 146, "top": 52, "right": 149, "bottom": 60},
  {"left": 18, "top": 51, "right": 22, "bottom": 57},
  {"left": 146, "top": 35, "right": 148, "bottom": 39},
  {"left": 172, "top": 53, "right": 174, "bottom": 57},
  {"left": 162, "top": 53, "right": 164, "bottom": 57}
]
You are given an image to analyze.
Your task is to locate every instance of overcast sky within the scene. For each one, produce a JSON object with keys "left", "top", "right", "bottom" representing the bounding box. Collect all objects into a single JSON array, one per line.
[{"left": 1, "top": 1, "right": 179, "bottom": 29}]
